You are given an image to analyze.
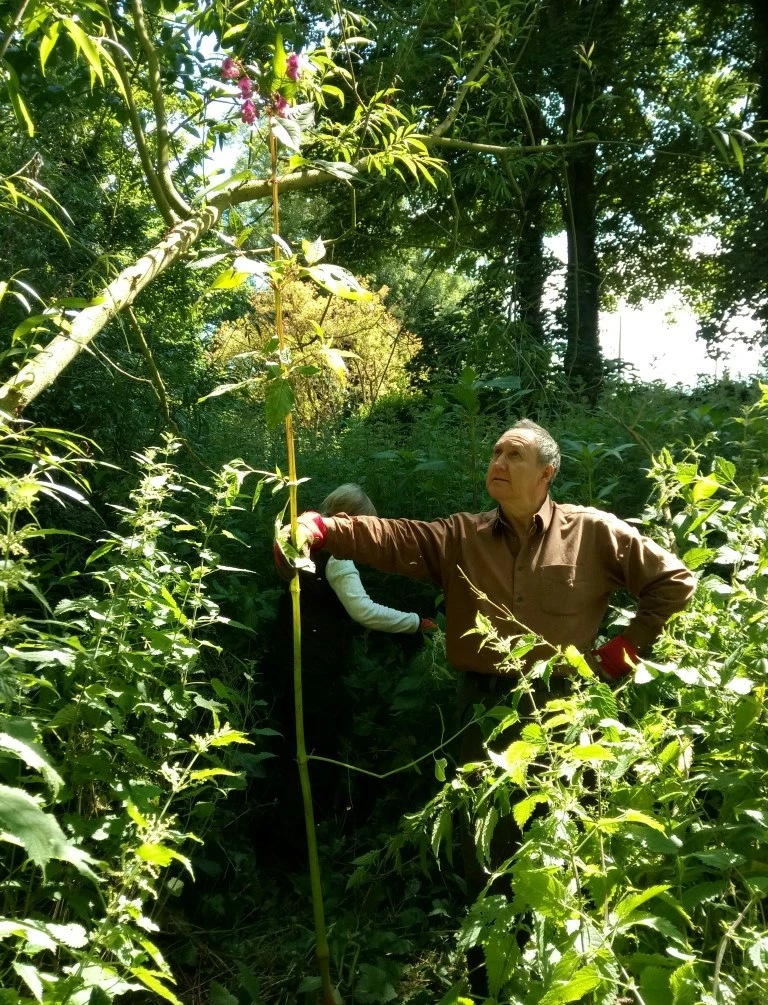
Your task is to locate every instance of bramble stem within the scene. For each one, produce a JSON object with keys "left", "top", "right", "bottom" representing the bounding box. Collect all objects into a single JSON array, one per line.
[{"left": 269, "top": 127, "right": 336, "bottom": 1005}]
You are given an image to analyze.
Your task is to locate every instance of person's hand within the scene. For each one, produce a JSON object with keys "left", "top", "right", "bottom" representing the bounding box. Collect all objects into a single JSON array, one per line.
[
  {"left": 419, "top": 618, "right": 438, "bottom": 632},
  {"left": 273, "top": 511, "right": 327, "bottom": 576},
  {"left": 591, "top": 635, "right": 638, "bottom": 681}
]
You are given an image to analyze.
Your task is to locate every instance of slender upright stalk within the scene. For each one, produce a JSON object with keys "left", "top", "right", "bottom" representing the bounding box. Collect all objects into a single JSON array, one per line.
[{"left": 269, "top": 127, "right": 336, "bottom": 1005}]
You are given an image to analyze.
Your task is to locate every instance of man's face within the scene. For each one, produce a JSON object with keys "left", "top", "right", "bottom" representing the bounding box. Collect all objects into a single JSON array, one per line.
[{"left": 485, "top": 429, "right": 553, "bottom": 511}]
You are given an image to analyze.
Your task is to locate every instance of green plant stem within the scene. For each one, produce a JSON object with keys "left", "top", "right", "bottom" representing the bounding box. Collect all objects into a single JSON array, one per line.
[{"left": 269, "top": 126, "right": 336, "bottom": 1005}]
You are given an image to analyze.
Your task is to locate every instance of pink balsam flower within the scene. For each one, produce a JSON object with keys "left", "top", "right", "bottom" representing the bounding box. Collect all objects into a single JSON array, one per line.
[
  {"left": 286, "top": 52, "right": 302, "bottom": 81},
  {"left": 241, "top": 99, "right": 258, "bottom": 125},
  {"left": 272, "top": 92, "right": 291, "bottom": 118},
  {"left": 222, "top": 56, "right": 240, "bottom": 80},
  {"left": 238, "top": 76, "right": 253, "bottom": 97}
]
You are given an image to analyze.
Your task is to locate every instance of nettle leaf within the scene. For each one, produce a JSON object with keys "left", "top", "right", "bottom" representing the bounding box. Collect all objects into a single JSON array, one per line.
[
  {"left": 0, "top": 784, "right": 98, "bottom": 879},
  {"left": 513, "top": 793, "right": 548, "bottom": 829},
  {"left": 0, "top": 717, "right": 63, "bottom": 795},
  {"left": 210, "top": 981, "right": 239, "bottom": 1005},
  {"left": 539, "top": 965, "right": 601, "bottom": 1005},
  {"left": 692, "top": 475, "right": 720, "bottom": 502},
  {"left": 614, "top": 884, "right": 671, "bottom": 921},
  {"left": 0, "top": 918, "right": 88, "bottom": 951},
  {"left": 136, "top": 843, "right": 193, "bottom": 875},
  {"left": 568, "top": 743, "right": 616, "bottom": 762},
  {"left": 265, "top": 378, "right": 294, "bottom": 429},
  {"left": 12, "top": 962, "right": 43, "bottom": 1002}
]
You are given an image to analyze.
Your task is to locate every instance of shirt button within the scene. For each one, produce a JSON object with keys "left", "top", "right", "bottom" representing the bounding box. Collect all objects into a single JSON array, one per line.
[
  {"left": 515, "top": 596, "right": 523, "bottom": 603},
  {"left": 516, "top": 565, "right": 523, "bottom": 572}
]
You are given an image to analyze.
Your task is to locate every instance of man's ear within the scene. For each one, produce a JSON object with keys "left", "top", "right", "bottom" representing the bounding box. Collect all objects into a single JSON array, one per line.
[{"left": 542, "top": 464, "right": 555, "bottom": 485}]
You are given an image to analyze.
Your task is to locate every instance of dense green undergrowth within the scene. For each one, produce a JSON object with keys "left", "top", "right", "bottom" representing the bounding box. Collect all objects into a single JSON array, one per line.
[{"left": 0, "top": 378, "right": 767, "bottom": 1004}]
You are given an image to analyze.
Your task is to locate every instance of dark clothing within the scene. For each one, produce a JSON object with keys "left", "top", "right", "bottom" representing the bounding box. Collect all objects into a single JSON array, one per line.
[
  {"left": 323, "top": 497, "right": 695, "bottom": 674},
  {"left": 266, "top": 555, "right": 355, "bottom": 832}
]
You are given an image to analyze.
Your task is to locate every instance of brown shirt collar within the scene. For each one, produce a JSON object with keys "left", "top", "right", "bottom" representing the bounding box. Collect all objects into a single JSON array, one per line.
[{"left": 491, "top": 495, "right": 554, "bottom": 537}]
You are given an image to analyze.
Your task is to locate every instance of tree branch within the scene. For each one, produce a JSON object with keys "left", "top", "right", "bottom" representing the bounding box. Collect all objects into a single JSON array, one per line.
[
  {"left": 0, "top": 207, "right": 219, "bottom": 412},
  {"left": 422, "top": 135, "right": 600, "bottom": 156},
  {"left": 104, "top": 21, "right": 178, "bottom": 227},
  {"left": 129, "top": 0, "right": 191, "bottom": 219},
  {"left": 0, "top": 0, "right": 32, "bottom": 62},
  {"left": 432, "top": 27, "right": 502, "bottom": 139}
]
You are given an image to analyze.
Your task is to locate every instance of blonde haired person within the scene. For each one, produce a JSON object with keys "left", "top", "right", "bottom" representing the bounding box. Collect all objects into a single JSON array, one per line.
[
  {"left": 318, "top": 484, "right": 434, "bottom": 634},
  {"left": 266, "top": 484, "right": 434, "bottom": 841}
]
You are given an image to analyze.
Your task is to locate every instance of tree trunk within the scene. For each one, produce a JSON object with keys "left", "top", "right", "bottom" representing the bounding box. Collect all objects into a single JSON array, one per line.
[
  {"left": 563, "top": 145, "right": 602, "bottom": 391},
  {"left": 514, "top": 181, "right": 547, "bottom": 345}
]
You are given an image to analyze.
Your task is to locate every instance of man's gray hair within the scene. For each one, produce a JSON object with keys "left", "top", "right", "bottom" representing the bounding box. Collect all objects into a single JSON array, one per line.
[{"left": 508, "top": 419, "right": 561, "bottom": 480}]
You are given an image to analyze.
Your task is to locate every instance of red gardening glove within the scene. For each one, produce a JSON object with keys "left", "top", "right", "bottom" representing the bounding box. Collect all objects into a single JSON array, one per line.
[
  {"left": 273, "top": 511, "right": 327, "bottom": 576},
  {"left": 419, "top": 618, "right": 438, "bottom": 632},
  {"left": 592, "top": 635, "right": 638, "bottom": 681},
  {"left": 295, "top": 511, "right": 327, "bottom": 550}
]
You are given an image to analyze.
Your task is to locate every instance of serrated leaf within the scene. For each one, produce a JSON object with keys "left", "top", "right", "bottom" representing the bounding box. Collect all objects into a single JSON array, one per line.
[
  {"left": 207, "top": 269, "right": 250, "bottom": 291},
  {"left": 136, "top": 843, "right": 192, "bottom": 875},
  {"left": 210, "top": 980, "right": 239, "bottom": 1005},
  {"left": 615, "top": 884, "right": 671, "bottom": 921},
  {"left": 13, "top": 962, "right": 43, "bottom": 1002},
  {"left": 568, "top": 743, "right": 616, "bottom": 761},
  {"left": 305, "top": 263, "right": 371, "bottom": 300},
  {"left": 302, "top": 237, "right": 325, "bottom": 264},
  {"left": 513, "top": 793, "right": 548, "bottom": 828},
  {"left": 264, "top": 378, "right": 294, "bottom": 429},
  {"left": 539, "top": 965, "right": 601, "bottom": 1004},
  {"left": 0, "top": 918, "right": 88, "bottom": 951},
  {"left": 0, "top": 717, "right": 63, "bottom": 795},
  {"left": 0, "top": 785, "right": 98, "bottom": 879},
  {"left": 131, "top": 967, "right": 181, "bottom": 1005},
  {"left": 320, "top": 345, "right": 348, "bottom": 382},
  {"left": 692, "top": 476, "right": 720, "bottom": 502},
  {"left": 272, "top": 118, "right": 302, "bottom": 151}
]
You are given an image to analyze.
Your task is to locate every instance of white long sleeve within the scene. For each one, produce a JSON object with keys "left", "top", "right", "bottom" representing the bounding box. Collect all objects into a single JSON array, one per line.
[{"left": 325, "top": 557, "right": 420, "bottom": 633}]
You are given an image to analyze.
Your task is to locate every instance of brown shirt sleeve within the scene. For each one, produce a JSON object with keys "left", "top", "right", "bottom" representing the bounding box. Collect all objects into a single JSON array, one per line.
[
  {"left": 601, "top": 517, "right": 696, "bottom": 649},
  {"left": 322, "top": 514, "right": 457, "bottom": 586}
]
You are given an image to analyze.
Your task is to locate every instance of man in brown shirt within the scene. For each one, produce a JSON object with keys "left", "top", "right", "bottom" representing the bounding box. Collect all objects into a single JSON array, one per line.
[{"left": 297, "top": 420, "right": 695, "bottom": 681}]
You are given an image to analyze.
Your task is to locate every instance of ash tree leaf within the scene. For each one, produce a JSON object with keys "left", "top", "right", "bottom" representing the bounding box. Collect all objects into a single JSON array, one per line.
[
  {"left": 187, "top": 253, "right": 228, "bottom": 270},
  {"left": 0, "top": 784, "right": 99, "bottom": 880},
  {"left": 265, "top": 378, "right": 294, "bottom": 429}
]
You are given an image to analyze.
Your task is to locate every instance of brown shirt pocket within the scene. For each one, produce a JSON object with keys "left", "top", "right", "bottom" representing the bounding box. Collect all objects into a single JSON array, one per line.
[{"left": 540, "top": 564, "right": 598, "bottom": 616}]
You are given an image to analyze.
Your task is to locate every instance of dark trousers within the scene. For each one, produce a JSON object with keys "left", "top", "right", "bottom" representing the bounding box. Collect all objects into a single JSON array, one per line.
[{"left": 458, "top": 671, "right": 571, "bottom": 900}]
